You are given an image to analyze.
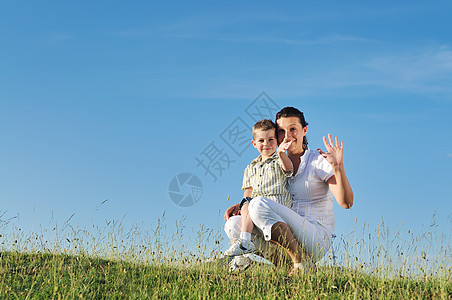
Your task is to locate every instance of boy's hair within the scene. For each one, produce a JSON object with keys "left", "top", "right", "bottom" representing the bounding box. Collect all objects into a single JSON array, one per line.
[{"left": 252, "top": 119, "right": 277, "bottom": 139}]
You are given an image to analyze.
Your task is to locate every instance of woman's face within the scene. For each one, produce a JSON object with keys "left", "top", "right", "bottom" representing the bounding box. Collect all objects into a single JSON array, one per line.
[{"left": 276, "top": 117, "right": 307, "bottom": 154}]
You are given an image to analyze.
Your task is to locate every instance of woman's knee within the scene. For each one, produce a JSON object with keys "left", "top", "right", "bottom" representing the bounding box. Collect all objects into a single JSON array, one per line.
[
  {"left": 224, "top": 215, "right": 241, "bottom": 241},
  {"left": 249, "top": 196, "right": 277, "bottom": 221},
  {"left": 248, "top": 196, "right": 267, "bottom": 214}
]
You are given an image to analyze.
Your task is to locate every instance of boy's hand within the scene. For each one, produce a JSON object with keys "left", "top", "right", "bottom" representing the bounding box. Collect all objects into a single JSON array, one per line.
[{"left": 277, "top": 138, "right": 294, "bottom": 153}]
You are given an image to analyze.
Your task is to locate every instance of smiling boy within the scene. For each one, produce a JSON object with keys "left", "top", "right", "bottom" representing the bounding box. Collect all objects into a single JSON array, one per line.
[{"left": 224, "top": 119, "right": 294, "bottom": 256}]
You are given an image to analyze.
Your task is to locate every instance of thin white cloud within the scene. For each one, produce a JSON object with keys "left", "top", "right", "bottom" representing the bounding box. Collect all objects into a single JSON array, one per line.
[
  {"left": 215, "top": 34, "right": 378, "bottom": 46},
  {"left": 115, "top": 24, "right": 376, "bottom": 47},
  {"left": 447, "top": 153, "right": 452, "bottom": 158},
  {"left": 277, "top": 45, "right": 452, "bottom": 99},
  {"left": 366, "top": 47, "right": 452, "bottom": 78},
  {"left": 123, "top": 4, "right": 425, "bottom": 38},
  {"left": 116, "top": 30, "right": 149, "bottom": 38},
  {"left": 434, "top": 49, "right": 452, "bottom": 69},
  {"left": 112, "top": 10, "right": 452, "bottom": 102},
  {"left": 113, "top": 8, "right": 380, "bottom": 47},
  {"left": 47, "top": 34, "right": 73, "bottom": 42},
  {"left": 359, "top": 112, "right": 421, "bottom": 124},
  {"left": 358, "top": 47, "right": 452, "bottom": 97}
]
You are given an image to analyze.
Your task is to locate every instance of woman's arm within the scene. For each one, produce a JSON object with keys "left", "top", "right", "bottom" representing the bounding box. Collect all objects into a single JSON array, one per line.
[
  {"left": 327, "top": 167, "right": 354, "bottom": 209},
  {"left": 318, "top": 134, "right": 354, "bottom": 209},
  {"left": 224, "top": 204, "right": 240, "bottom": 221}
]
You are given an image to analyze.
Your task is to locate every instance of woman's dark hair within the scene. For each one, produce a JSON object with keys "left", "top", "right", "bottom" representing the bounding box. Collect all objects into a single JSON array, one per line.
[{"left": 275, "top": 106, "right": 309, "bottom": 149}]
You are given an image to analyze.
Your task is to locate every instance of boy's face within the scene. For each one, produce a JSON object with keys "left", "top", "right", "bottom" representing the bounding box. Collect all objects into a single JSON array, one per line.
[{"left": 252, "top": 129, "right": 277, "bottom": 158}]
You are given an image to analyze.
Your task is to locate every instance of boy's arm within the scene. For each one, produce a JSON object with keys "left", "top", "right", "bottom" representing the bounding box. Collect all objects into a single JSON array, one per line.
[
  {"left": 277, "top": 139, "right": 294, "bottom": 173},
  {"left": 243, "top": 187, "right": 252, "bottom": 198},
  {"left": 223, "top": 187, "right": 253, "bottom": 221},
  {"left": 277, "top": 151, "right": 293, "bottom": 173}
]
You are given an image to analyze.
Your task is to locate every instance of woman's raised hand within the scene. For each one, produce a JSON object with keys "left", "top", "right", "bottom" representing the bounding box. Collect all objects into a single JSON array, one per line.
[{"left": 317, "top": 134, "right": 344, "bottom": 167}]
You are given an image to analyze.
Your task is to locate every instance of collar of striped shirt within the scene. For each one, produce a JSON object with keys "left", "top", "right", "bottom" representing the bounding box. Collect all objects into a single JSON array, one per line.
[{"left": 249, "top": 151, "right": 278, "bottom": 165}]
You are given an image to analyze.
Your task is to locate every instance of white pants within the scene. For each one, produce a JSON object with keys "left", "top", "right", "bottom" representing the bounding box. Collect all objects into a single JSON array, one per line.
[{"left": 224, "top": 196, "right": 332, "bottom": 261}]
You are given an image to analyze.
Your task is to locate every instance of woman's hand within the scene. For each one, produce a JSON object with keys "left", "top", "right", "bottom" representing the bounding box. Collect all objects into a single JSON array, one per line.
[
  {"left": 224, "top": 203, "right": 240, "bottom": 221},
  {"left": 317, "top": 134, "right": 344, "bottom": 167},
  {"left": 318, "top": 134, "right": 354, "bottom": 209}
]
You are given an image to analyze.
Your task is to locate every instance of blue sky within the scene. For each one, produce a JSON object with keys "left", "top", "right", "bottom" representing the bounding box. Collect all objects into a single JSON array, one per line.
[{"left": 1, "top": 1, "right": 451, "bottom": 254}]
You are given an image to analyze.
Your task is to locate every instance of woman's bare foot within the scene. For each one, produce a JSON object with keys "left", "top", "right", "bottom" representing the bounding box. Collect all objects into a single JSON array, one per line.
[{"left": 289, "top": 261, "right": 317, "bottom": 276}]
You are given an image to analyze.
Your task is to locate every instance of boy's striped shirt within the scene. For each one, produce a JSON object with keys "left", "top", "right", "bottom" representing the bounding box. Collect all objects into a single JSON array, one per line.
[{"left": 242, "top": 152, "right": 293, "bottom": 208}]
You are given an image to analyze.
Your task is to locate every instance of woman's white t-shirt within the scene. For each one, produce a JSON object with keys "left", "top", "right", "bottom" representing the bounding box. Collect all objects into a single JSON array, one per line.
[{"left": 288, "top": 149, "right": 335, "bottom": 235}]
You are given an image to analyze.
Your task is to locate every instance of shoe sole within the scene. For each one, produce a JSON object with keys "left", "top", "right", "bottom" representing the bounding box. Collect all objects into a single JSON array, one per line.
[{"left": 224, "top": 248, "right": 257, "bottom": 257}]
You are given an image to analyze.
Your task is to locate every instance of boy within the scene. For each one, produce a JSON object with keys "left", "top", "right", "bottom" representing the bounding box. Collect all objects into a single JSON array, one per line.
[{"left": 224, "top": 119, "right": 294, "bottom": 256}]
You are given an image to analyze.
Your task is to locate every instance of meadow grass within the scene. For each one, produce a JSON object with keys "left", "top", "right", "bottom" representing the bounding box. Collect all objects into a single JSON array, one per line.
[
  {"left": 0, "top": 215, "right": 451, "bottom": 299},
  {"left": 0, "top": 251, "right": 451, "bottom": 299}
]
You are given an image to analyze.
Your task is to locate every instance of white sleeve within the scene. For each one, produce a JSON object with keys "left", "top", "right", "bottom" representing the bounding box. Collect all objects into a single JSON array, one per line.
[{"left": 315, "top": 154, "right": 334, "bottom": 182}]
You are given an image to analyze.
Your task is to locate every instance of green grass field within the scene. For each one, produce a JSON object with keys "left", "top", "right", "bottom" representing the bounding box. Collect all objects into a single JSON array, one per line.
[
  {"left": 0, "top": 250, "right": 451, "bottom": 299},
  {"left": 0, "top": 215, "right": 451, "bottom": 299}
]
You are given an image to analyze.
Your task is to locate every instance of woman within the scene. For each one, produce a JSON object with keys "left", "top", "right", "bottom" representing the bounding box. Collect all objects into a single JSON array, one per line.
[{"left": 224, "top": 106, "right": 354, "bottom": 273}]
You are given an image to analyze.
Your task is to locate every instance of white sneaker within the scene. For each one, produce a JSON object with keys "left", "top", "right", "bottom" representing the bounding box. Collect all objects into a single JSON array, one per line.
[
  {"left": 229, "top": 255, "right": 252, "bottom": 272},
  {"left": 224, "top": 239, "right": 256, "bottom": 256}
]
